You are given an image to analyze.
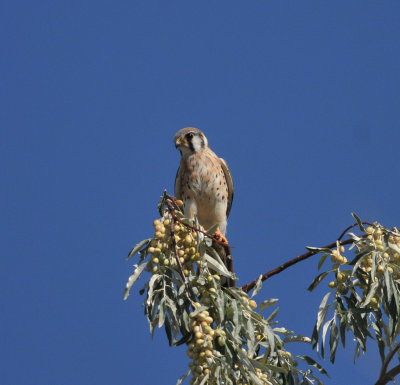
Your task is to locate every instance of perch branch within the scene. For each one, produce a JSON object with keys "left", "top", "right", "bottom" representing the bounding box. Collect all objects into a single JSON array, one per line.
[{"left": 240, "top": 222, "right": 371, "bottom": 293}]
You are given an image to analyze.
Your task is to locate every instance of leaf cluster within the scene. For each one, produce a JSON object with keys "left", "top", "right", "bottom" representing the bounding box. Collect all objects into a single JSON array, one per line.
[
  {"left": 124, "top": 193, "right": 327, "bottom": 385},
  {"left": 308, "top": 214, "right": 400, "bottom": 381}
]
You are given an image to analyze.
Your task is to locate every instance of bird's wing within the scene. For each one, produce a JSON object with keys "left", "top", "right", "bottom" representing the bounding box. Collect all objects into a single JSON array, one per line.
[
  {"left": 219, "top": 158, "right": 234, "bottom": 217},
  {"left": 174, "top": 165, "right": 182, "bottom": 200}
]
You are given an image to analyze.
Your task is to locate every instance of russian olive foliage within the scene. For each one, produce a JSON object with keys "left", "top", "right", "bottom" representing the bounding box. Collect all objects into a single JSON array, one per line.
[{"left": 124, "top": 195, "right": 400, "bottom": 385}]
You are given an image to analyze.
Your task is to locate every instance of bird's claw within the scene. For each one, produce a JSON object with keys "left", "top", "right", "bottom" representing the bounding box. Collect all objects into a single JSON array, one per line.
[{"left": 213, "top": 230, "right": 229, "bottom": 246}]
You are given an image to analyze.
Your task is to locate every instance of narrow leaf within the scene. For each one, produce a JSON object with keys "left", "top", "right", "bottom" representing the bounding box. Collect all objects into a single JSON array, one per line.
[
  {"left": 158, "top": 298, "right": 166, "bottom": 328},
  {"left": 321, "top": 319, "right": 333, "bottom": 359},
  {"left": 317, "top": 292, "right": 331, "bottom": 332},
  {"left": 318, "top": 254, "right": 330, "bottom": 271},
  {"left": 361, "top": 280, "right": 379, "bottom": 307},
  {"left": 308, "top": 272, "right": 330, "bottom": 292},
  {"left": 297, "top": 355, "right": 329, "bottom": 376},
  {"left": 176, "top": 369, "right": 191, "bottom": 385},
  {"left": 123, "top": 262, "right": 148, "bottom": 300},
  {"left": 204, "top": 252, "right": 233, "bottom": 278},
  {"left": 351, "top": 213, "right": 365, "bottom": 232},
  {"left": 126, "top": 238, "right": 151, "bottom": 260},
  {"left": 260, "top": 298, "right": 279, "bottom": 312},
  {"left": 251, "top": 275, "right": 263, "bottom": 298},
  {"left": 339, "top": 316, "right": 346, "bottom": 348},
  {"left": 329, "top": 323, "right": 339, "bottom": 363},
  {"left": 266, "top": 307, "right": 279, "bottom": 323},
  {"left": 206, "top": 223, "right": 219, "bottom": 235}
]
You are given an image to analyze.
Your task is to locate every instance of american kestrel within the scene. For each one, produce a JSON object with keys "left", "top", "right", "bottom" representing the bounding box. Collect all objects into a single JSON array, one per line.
[{"left": 174, "top": 127, "right": 234, "bottom": 237}]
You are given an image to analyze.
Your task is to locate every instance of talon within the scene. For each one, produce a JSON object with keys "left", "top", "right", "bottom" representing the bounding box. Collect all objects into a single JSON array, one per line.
[{"left": 213, "top": 229, "right": 229, "bottom": 246}]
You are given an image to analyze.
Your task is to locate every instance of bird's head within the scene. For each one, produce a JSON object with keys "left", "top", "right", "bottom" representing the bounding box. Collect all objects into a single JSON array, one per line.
[{"left": 174, "top": 127, "right": 208, "bottom": 156}]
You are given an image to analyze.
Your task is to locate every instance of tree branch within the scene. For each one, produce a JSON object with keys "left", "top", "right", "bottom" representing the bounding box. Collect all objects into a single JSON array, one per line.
[
  {"left": 240, "top": 222, "right": 371, "bottom": 293},
  {"left": 168, "top": 211, "right": 195, "bottom": 301},
  {"left": 375, "top": 343, "right": 400, "bottom": 385},
  {"left": 375, "top": 364, "right": 400, "bottom": 385}
]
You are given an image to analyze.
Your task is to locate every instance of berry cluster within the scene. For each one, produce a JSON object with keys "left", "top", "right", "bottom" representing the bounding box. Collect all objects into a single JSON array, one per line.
[
  {"left": 147, "top": 217, "right": 200, "bottom": 276},
  {"left": 327, "top": 225, "right": 400, "bottom": 307},
  {"left": 186, "top": 303, "right": 218, "bottom": 384}
]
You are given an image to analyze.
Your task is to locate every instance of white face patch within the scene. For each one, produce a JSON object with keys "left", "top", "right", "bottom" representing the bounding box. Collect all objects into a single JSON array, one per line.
[
  {"left": 191, "top": 135, "right": 203, "bottom": 152},
  {"left": 191, "top": 134, "right": 207, "bottom": 153}
]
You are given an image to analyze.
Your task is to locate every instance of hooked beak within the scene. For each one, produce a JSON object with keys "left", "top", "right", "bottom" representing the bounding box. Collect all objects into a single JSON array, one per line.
[{"left": 175, "top": 137, "right": 183, "bottom": 148}]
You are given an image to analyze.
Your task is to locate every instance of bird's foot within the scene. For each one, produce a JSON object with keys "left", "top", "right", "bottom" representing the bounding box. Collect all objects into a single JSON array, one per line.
[{"left": 213, "top": 229, "right": 229, "bottom": 246}]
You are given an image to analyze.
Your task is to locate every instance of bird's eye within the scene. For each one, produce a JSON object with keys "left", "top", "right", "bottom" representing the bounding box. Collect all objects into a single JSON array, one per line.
[{"left": 186, "top": 133, "right": 194, "bottom": 140}]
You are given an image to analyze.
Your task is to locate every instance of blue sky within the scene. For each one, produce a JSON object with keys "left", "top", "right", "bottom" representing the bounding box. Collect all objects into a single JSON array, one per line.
[{"left": 2, "top": 1, "right": 400, "bottom": 384}]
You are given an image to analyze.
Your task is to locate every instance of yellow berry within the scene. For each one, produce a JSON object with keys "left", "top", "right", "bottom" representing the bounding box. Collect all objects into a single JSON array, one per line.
[
  {"left": 185, "top": 235, "right": 193, "bottom": 245},
  {"left": 249, "top": 300, "right": 257, "bottom": 309},
  {"left": 195, "top": 331, "right": 203, "bottom": 339},
  {"left": 328, "top": 281, "right": 336, "bottom": 288},
  {"left": 217, "top": 336, "right": 225, "bottom": 346},
  {"left": 176, "top": 199, "right": 183, "bottom": 206},
  {"left": 337, "top": 273, "right": 346, "bottom": 283},
  {"left": 366, "top": 226, "right": 374, "bottom": 234},
  {"left": 331, "top": 254, "right": 341, "bottom": 263},
  {"left": 370, "top": 297, "right": 379, "bottom": 308}
]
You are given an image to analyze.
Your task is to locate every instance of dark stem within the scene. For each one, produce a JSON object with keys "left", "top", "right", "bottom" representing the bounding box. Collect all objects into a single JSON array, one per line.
[
  {"left": 240, "top": 222, "right": 371, "bottom": 293},
  {"left": 337, "top": 222, "right": 373, "bottom": 241},
  {"left": 168, "top": 207, "right": 194, "bottom": 301},
  {"left": 241, "top": 238, "right": 354, "bottom": 293},
  {"left": 376, "top": 343, "right": 400, "bottom": 385},
  {"left": 375, "top": 364, "right": 400, "bottom": 385}
]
